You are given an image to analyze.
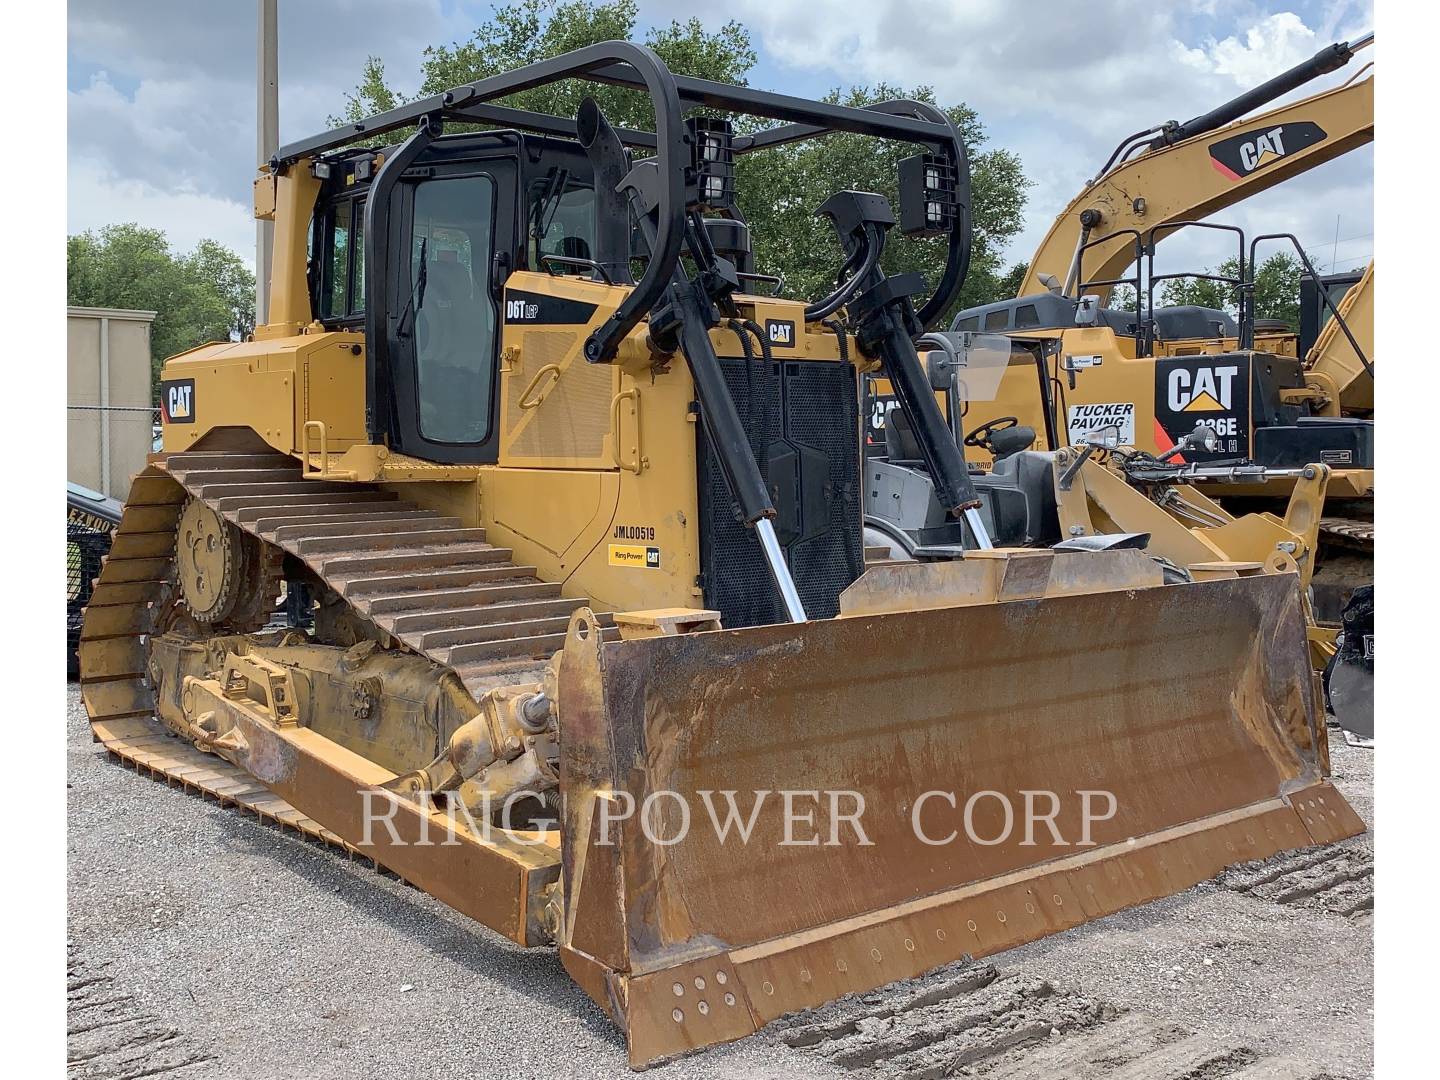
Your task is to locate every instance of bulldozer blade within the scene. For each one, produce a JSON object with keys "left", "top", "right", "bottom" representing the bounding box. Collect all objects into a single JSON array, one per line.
[{"left": 551, "top": 563, "right": 1363, "bottom": 1067}]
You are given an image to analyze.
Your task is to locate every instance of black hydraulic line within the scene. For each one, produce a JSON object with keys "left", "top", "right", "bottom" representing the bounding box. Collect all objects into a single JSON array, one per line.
[
  {"left": 725, "top": 319, "right": 762, "bottom": 467},
  {"left": 822, "top": 319, "right": 850, "bottom": 364},
  {"left": 1151, "top": 33, "right": 1372, "bottom": 149},
  {"left": 805, "top": 232, "right": 880, "bottom": 323},
  {"left": 738, "top": 318, "right": 776, "bottom": 475},
  {"left": 1093, "top": 125, "right": 1166, "bottom": 182}
]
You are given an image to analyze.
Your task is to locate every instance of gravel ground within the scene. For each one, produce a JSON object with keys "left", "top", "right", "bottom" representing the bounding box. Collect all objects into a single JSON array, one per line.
[{"left": 67, "top": 685, "right": 1373, "bottom": 1079}]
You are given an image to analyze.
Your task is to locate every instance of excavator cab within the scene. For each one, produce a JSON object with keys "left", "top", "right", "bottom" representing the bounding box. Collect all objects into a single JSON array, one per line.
[{"left": 81, "top": 42, "right": 1363, "bottom": 1067}]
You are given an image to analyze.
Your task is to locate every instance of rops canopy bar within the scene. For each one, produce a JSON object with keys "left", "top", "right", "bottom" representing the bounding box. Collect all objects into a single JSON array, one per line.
[{"left": 276, "top": 40, "right": 970, "bottom": 359}]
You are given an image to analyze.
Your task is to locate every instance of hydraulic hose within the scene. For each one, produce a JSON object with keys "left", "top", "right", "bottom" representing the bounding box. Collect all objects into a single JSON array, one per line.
[{"left": 806, "top": 230, "right": 881, "bottom": 323}]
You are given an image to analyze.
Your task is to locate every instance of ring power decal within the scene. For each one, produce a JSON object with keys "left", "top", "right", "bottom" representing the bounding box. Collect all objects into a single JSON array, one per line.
[
  {"left": 159, "top": 379, "right": 196, "bottom": 424},
  {"left": 1154, "top": 356, "right": 1251, "bottom": 459},
  {"left": 609, "top": 544, "right": 661, "bottom": 569}
]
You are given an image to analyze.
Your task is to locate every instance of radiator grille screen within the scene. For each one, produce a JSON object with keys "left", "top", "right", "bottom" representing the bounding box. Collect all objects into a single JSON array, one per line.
[{"left": 697, "top": 358, "right": 862, "bottom": 628}]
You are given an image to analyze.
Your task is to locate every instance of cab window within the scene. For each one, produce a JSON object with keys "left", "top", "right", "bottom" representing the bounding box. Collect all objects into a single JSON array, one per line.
[
  {"left": 318, "top": 197, "right": 366, "bottom": 320},
  {"left": 528, "top": 173, "right": 596, "bottom": 270},
  {"left": 409, "top": 174, "right": 497, "bottom": 444}
]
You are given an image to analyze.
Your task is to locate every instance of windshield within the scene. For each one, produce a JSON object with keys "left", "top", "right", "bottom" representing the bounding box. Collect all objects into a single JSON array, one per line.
[{"left": 528, "top": 174, "right": 596, "bottom": 270}]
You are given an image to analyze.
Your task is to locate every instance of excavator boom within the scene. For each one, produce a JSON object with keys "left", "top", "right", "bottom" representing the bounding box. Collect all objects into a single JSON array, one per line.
[{"left": 1022, "top": 36, "right": 1373, "bottom": 299}]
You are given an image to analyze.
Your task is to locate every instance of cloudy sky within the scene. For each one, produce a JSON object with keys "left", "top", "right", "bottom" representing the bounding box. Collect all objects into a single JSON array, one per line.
[{"left": 67, "top": 0, "right": 1375, "bottom": 278}]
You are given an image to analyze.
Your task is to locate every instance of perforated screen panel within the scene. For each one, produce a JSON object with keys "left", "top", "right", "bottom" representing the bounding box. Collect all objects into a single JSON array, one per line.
[{"left": 696, "top": 358, "right": 862, "bottom": 628}]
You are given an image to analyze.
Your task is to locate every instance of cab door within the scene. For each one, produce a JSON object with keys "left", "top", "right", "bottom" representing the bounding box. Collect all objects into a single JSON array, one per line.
[{"left": 382, "top": 156, "right": 518, "bottom": 464}]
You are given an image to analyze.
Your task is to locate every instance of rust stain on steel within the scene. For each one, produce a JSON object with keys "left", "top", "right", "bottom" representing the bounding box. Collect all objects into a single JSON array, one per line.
[{"left": 575, "top": 574, "right": 1345, "bottom": 978}]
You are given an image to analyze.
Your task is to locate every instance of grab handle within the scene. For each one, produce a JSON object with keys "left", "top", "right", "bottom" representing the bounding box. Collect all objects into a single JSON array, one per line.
[{"left": 610, "top": 388, "right": 642, "bottom": 473}]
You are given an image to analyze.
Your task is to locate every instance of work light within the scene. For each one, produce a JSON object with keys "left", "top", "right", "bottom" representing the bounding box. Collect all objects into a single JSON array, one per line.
[
  {"left": 898, "top": 152, "right": 957, "bottom": 236},
  {"left": 687, "top": 116, "right": 735, "bottom": 211}
]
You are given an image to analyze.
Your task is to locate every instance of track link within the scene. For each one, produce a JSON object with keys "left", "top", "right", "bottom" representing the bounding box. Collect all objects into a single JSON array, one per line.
[
  {"left": 1318, "top": 517, "right": 1374, "bottom": 549},
  {"left": 77, "top": 448, "right": 616, "bottom": 836}
]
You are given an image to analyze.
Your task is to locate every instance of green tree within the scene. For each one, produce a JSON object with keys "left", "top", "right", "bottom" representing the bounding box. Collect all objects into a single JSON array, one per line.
[
  {"left": 334, "top": 0, "right": 1029, "bottom": 321},
  {"left": 335, "top": 0, "right": 755, "bottom": 133},
  {"left": 996, "top": 261, "right": 1029, "bottom": 299},
  {"left": 1159, "top": 252, "right": 1306, "bottom": 330},
  {"left": 67, "top": 224, "right": 256, "bottom": 393}
]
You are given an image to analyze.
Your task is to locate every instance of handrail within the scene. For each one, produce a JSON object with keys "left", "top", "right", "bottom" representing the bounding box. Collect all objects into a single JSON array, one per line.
[
  {"left": 1146, "top": 220, "right": 1247, "bottom": 355},
  {"left": 1076, "top": 228, "right": 1145, "bottom": 353},
  {"left": 1247, "top": 232, "right": 1371, "bottom": 372}
]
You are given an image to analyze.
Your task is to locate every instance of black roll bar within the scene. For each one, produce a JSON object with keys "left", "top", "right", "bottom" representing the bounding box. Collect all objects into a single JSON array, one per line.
[
  {"left": 362, "top": 115, "right": 438, "bottom": 443},
  {"left": 282, "top": 41, "right": 972, "bottom": 354}
]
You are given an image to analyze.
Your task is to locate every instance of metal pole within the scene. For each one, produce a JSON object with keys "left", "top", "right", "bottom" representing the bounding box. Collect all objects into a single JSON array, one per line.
[
  {"left": 963, "top": 507, "right": 994, "bottom": 550},
  {"left": 256, "top": 0, "right": 278, "bottom": 326},
  {"left": 99, "top": 316, "right": 111, "bottom": 496}
]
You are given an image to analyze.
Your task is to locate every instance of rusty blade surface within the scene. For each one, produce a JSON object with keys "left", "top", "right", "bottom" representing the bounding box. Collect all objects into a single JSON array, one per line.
[{"left": 554, "top": 573, "right": 1362, "bottom": 1065}]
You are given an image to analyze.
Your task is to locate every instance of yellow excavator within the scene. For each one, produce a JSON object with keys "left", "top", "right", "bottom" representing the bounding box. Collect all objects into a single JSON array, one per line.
[
  {"left": 950, "top": 35, "right": 1374, "bottom": 607},
  {"left": 79, "top": 44, "right": 1363, "bottom": 1067},
  {"left": 868, "top": 33, "right": 1375, "bottom": 737}
]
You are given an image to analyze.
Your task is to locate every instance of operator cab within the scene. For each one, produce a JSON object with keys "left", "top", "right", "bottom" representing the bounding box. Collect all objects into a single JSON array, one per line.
[
  {"left": 308, "top": 133, "right": 600, "bottom": 463},
  {"left": 951, "top": 292, "right": 1238, "bottom": 346}
]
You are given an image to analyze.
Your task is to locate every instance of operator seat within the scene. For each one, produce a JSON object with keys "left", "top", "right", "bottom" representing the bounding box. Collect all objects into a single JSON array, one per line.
[{"left": 883, "top": 408, "right": 925, "bottom": 466}]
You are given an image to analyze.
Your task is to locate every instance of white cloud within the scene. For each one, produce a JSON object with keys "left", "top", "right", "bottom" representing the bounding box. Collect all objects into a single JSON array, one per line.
[
  {"left": 68, "top": 155, "right": 255, "bottom": 261},
  {"left": 68, "top": 0, "right": 1374, "bottom": 279},
  {"left": 705, "top": 0, "right": 1373, "bottom": 269},
  {"left": 67, "top": 0, "right": 470, "bottom": 264},
  {"left": 1182, "top": 13, "right": 1321, "bottom": 86}
]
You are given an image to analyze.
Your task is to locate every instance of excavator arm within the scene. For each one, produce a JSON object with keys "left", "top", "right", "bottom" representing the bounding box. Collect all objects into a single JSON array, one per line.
[{"left": 1022, "top": 39, "right": 1373, "bottom": 300}]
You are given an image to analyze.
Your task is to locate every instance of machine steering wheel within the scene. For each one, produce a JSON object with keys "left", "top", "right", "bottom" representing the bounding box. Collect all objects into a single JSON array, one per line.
[{"left": 964, "top": 416, "right": 1019, "bottom": 451}]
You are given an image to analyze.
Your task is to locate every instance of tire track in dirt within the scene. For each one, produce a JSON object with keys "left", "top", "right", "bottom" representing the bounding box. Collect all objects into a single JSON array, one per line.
[
  {"left": 773, "top": 959, "right": 1358, "bottom": 1079},
  {"left": 68, "top": 942, "right": 214, "bottom": 1079},
  {"left": 1220, "top": 844, "right": 1374, "bottom": 922}
]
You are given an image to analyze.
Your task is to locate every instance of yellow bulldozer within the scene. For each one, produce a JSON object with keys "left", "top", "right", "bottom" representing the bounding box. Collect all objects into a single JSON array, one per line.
[{"left": 79, "top": 43, "right": 1363, "bottom": 1067}]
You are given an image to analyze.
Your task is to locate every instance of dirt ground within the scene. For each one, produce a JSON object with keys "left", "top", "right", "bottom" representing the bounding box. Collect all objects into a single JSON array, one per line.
[{"left": 67, "top": 685, "right": 1372, "bottom": 1079}]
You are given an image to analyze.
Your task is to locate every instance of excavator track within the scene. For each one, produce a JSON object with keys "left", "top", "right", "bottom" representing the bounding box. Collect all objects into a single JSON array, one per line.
[
  {"left": 1319, "top": 516, "right": 1375, "bottom": 549},
  {"left": 1311, "top": 517, "right": 1373, "bottom": 628},
  {"left": 78, "top": 448, "right": 613, "bottom": 836}
]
